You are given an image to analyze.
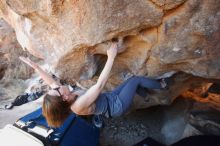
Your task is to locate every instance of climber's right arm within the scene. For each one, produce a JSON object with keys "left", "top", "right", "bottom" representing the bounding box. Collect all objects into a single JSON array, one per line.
[{"left": 71, "top": 43, "right": 118, "bottom": 114}]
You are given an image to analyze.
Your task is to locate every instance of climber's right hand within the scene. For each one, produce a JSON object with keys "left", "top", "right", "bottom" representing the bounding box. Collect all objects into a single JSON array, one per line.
[{"left": 107, "top": 42, "right": 118, "bottom": 59}]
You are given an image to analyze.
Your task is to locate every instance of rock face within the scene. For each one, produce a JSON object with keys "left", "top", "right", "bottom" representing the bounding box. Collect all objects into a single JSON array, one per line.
[
  {"left": 149, "top": 0, "right": 220, "bottom": 79},
  {"left": 0, "top": 0, "right": 220, "bottom": 109},
  {"left": 0, "top": 1, "right": 220, "bottom": 144},
  {"left": 0, "top": 19, "right": 36, "bottom": 100},
  {"left": 189, "top": 108, "right": 220, "bottom": 136},
  {"left": 0, "top": 19, "right": 19, "bottom": 80},
  {"left": 151, "top": 0, "right": 187, "bottom": 10},
  {"left": 0, "top": 0, "right": 219, "bottom": 101}
]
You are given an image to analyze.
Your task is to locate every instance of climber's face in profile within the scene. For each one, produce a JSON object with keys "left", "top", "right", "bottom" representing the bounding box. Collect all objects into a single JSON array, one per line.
[{"left": 48, "top": 85, "right": 73, "bottom": 102}]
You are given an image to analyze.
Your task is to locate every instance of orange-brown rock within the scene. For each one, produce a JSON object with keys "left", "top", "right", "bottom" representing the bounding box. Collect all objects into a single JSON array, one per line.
[
  {"left": 151, "top": 0, "right": 187, "bottom": 10},
  {"left": 182, "top": 83, "right": 220, "bottom": 109},
  {"left": 148, "top": 0, "right": 220, "bottom": 79},
  {"left": 0, "top": 19, "right": 37, "bottom": 100},
  {"left": 0, "top": 0, "right": 220, "bottom": 108}
]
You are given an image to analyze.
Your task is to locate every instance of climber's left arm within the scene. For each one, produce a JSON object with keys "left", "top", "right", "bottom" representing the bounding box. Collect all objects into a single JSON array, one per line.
[{"left": 19, "top": 57, "right": 61, "bottom": 88}]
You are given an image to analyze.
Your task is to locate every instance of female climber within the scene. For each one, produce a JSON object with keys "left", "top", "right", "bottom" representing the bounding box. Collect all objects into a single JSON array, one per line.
[{"left": 20, "top": 42, "right": 167, "bottom": 127}]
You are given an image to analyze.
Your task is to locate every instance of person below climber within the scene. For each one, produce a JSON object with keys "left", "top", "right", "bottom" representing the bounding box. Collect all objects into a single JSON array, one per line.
[{"left": 19, "top": 41, "right": 167, "bottom": 128}]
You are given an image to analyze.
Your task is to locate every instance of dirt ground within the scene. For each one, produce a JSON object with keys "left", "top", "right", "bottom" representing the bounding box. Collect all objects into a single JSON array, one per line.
[
  {"left": 0, "top": 98, "right": 42, "bottom": 128},
  {"left": 100, "top": 107, "right": 164, "bottom": 146},
  {"left": 0, "top": 96, "right": 192, "bottom": 146},
  {"left": 99, "top": 98, "right": 192, "bottom": 146}
]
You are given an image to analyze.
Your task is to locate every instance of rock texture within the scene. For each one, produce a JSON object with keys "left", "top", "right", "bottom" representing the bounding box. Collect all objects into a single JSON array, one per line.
[
  {"left": 0, "top": 18, "right": 37, "bottom": 101},
  {"left": 0, "top": 0, "right": 220, "bottom": 81},
  {"left": 151, "top": 0, "right": 187, "bottom": 10},
  {"left": 0, "top": 0, "right": 220, "bottom": 108},
  {"left": 148, "top": 0, "right": 220, "bottom": 79},
  {"left": 0, "top": 1, "right": 220, "bottom": 145}
]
